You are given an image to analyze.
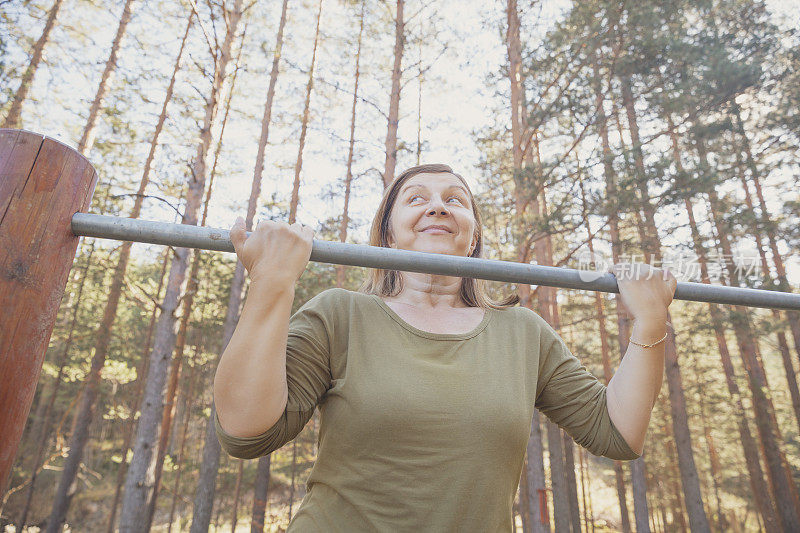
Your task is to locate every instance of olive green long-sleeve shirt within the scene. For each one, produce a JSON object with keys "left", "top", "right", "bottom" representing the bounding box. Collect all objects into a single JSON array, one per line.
[{"left": 215, "top": 288, "right": 638, "bottom": 532}]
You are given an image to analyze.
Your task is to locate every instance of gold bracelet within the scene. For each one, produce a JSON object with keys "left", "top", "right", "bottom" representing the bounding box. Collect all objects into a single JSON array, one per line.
[{"left": 628, "top": 330, "right": 668, "bottom": 348}]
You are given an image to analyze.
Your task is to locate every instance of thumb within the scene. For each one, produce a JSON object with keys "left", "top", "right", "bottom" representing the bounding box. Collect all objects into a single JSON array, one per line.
[{"left": 230, "top": 216, "right": 247, "bottom": 255}]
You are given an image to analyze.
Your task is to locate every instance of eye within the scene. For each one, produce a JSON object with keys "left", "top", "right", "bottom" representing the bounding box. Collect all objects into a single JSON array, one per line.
[
  {"left": 408, "top": 194, "right": 424, "bottom": 203},
  {"left": 447, "top": 196, "right": 465, "bottom": 205}
]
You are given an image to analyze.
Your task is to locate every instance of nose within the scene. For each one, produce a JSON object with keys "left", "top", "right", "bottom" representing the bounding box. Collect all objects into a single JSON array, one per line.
[{"left": 426, "top": 196, "right": 449, "bottom": 216}]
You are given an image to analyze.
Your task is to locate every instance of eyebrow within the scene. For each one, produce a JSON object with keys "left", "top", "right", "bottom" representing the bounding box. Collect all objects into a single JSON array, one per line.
[{"left": 400, "top": 183, "right": 469, "bottom": 196}]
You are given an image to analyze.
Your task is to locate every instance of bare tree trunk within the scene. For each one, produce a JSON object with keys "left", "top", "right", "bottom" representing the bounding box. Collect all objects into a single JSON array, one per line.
[
  {"left": 695, "top": 366, "right": 726, "bottom": 530},
  {"left": 726, "top": 113, "right": 800, "bottom": 435},
  {"left": 666, "top": 120, "right": 780, "bottom": 531},
  {"left": 289, "top": 0, "right": 324, "bottom": 224},
  {"left": 336, "top": 0, "right": 365, "bottom": 288},
  {"left": 730, "top": 102, "right": 800, "bottom": 364},
  {"left": 382, "top": 0, "right": 405, "bottom": 186},
  {"left": 577, "top": 176, "right": 629, "bottom": 533},
  {"left": 562, "top": 434, "right": 582, "bottom": 533},
  {"left": 167, "top": 342, "right": 202, "bottom": 533},
  {"left": 106, "top": 247, "right": 171, "bottom": 533},
  {"left": 76, "top": 0, "right": 136, "bottom": 156},
  {"left": 618, "top": 74, "right": 710, "bottom": 533},
  {"left": 546, "top": 422, "right": 570, "bottom": 532},
  {"left": 241, "top": 3, "right": 289, "bottom": 531},
  {"left": 146, "top": 34, "right": 242, "bottom": 530},
  {"left": 45, "top": 11, "right": 186, "bottom": 516},
  {"left": 250, "top": 0, "right": 289, "bottom": 222},
  {"left": 505, "top": 3, "right": 547, "bottom": 529},
  {"left": 697, "top": 136, "right": 800, "bottom": 530},
  {"left": 591, "top": 61, "right": 646, "bottom": 533},
  {"left": 250, "top": 455, "right": 271, "bottom": 533},
  {"left": 2, "top": 0, "right": 64, "bottom": 128},
  {"left": 230, "top": 460, "right": 244, "bottom": 532},
  {"left": 288, "top": 440, "right": 298, "bottom": 521},
  {"left": 120, "top": 3, "right": 244, "bottom": 530}
]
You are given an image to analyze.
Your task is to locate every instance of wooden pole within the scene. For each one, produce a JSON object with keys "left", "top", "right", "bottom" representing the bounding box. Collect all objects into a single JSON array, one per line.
[{"left": 0, "top": 129, "right": 97, "bottom": 493}]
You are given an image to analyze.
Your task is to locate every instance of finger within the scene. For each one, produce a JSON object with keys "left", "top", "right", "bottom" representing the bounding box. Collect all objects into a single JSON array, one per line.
[{"left": 230, "top": 216, "right": 247, "bottom": 253}]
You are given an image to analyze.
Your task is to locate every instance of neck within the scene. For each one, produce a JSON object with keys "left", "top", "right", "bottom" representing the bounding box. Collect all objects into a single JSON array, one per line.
[{"left": 387, "top": 272, "right": 466, "bottom": 308}]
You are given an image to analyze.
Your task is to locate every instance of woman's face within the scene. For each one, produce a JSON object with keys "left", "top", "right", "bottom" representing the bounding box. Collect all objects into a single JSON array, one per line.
[{"left": 387, "top": 172, "right": 477, "bottom": 257}]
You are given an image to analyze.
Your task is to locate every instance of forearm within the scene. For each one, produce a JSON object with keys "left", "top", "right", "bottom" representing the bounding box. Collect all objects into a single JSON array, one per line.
[
  {"left": 214, "top": 280, "right": 295, "bottom": 437},
  {"left": 606, "top": 319, "right": 667, "bottom": 455}
]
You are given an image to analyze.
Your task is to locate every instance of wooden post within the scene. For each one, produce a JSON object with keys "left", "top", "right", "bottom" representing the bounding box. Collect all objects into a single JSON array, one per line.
[{"left": 0, "top": 129, "right": 98, "bottom": 493}]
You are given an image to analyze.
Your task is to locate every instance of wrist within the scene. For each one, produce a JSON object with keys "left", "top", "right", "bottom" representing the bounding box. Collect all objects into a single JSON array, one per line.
[{"left": 630, "top": 320, "right": 668, "bottom": 348}]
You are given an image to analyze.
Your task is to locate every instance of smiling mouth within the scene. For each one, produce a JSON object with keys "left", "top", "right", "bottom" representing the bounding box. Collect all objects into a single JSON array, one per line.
[{"left": 420, "top": 227, "right": 452, "bottom": 234}]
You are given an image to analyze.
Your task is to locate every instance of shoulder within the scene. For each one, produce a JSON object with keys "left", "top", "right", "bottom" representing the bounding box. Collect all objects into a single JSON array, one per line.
[
  {"left": 298, "top": 287, "right": 355, "bottom": 311},
  {"left": 490, "top": 305, "right": 561, "bottom": 344}
]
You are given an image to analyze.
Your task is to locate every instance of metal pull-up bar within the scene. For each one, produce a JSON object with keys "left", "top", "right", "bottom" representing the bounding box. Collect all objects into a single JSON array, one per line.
[{"left": 70, "top": 212, "right": 800, "bottom": 312}]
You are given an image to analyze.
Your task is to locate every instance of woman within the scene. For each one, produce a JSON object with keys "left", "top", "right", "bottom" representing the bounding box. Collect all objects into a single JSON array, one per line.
[{"left": 214, "top": 163, "right": 676, "bottom": 531}]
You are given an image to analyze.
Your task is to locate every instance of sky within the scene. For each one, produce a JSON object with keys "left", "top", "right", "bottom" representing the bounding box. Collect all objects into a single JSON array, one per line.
[{"left": 4, "top": 0, "right": 798, "bottom": 286}]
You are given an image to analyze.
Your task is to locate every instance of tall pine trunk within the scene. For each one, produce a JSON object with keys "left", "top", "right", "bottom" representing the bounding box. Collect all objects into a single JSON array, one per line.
[
  {"left": 591, "top": 59, "right": 645, "bottom": 532},
  {"left": 666, "top": 120, "right": 780, "bottom": 530},
  {"left": 505, "top": 2, "right": 548, "bottom": 529},
  {"left": 45, "top": 11, "right": 189, "bottom": 529},
  {"left": 191, "top": 2, "right": 289, "bottom": 530},
  {"left": 730, "top": 102, "right": 800, "bottom": 364},
  {"left": 2, "top": 0, "right": 64, "bottom": 128},
  {"left": 695, "top": 133, "right": 800, "bottom": 531},
  {"left": 577, "top": 173, "right": 632, "bottom": 533},
  {"left": 336, "top": 0, "right": 365, "bottom": 288},
  {"left": 106, "top": 247, "right": 171, "bottom": 533},
  {"left": 166, "top": 342, "right": 202, "bottom": 533},
  {"left": 289, "top": 0, "right": 324, "bottom": 225},
  {"left": 120, "top": 3, "right": 244, "bottom": 531},
  {"left": 618, "top": 74, "right": 710, "bottom": 533},
  {"left": 382, "top": 0, "right": 405, "bottom": 186},
  {"left": 250, "top": 455, "right": 272, "bottom": 533},
  {"left": 77, "top": 0, "right": 136, "bottom": 156},
  {"left": 146, "top": 37, "right": 241, "bottom": 530}
]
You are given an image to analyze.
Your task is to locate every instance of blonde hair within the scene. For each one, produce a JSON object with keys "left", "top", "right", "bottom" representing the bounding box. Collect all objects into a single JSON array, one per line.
[{"left": 358, "top": 164, "right": 518, "bottom": 309}]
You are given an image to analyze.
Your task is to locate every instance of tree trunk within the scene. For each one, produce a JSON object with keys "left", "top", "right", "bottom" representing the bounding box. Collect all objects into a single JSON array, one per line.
[
  {"left": 250, "top": 0, "right": 289, "bottom": 221},
  {"left": 336, "top": 0, "right": 365, "bottom": 288},
  {"left": 2, "top": 0, "right": 64, "bottom": 128},
  {"left": 167, "top": 342, "right": 202, "bottom": 533},
  {"left": 146, "top": 32, "right": 242, "bottom": 530},
  {"left": 618, "top": 73, "right": 710, "bottom": 533},
  {"left": 592, "top": 61, "right": 648, "bottom": 533},
  {"left": 230, "top": 459, "right": 244, "bottom": 532},
  {"left": 250, "top": 455, "right": 272, "bottom": 533},
  {"left": 119, "top": 3, "right": 244, "bottom": 531},
  {"left": 562, "top": 434, "right": 582, "bottom": 533},
  {"left": 382, "top": 0, "right": 405, "bottom": 186},
  {"left": 288, "top": 440, "right": 299, "bottom": 521},
  {"left": 578, "top": 173, "right": 631, "bottom": 533},
  {"left": 106, "top": 248, "right": 171, "bottom": 533},
  {"left": 695, "top": 367, "right": 726, "bottom": 530},
  {"left": 696, "top": 135, "right": 800, "bottom": 531},
  {"left": 45, "top": 21, "right": 188, "bottom": 516},
  {"left": 505, "top": 3, "right": 547, "bottom": 528},
  {"left": 241, "top": 3, "right": 289, "bottom": 532},
  {"left": 289, "top": 0, "right": 324, "bottom": 224},
  {"left": 666, "top": 120, "right": 780, "bottom": 531},
  {"left": 730, "top": 102, "right": 800, "bottom": 364},
  {"left": 726, "top": 110, "right": 800, "bottom": 435},
  {"left": 77, "top": 0, "right": 136, "bottom": 156}
]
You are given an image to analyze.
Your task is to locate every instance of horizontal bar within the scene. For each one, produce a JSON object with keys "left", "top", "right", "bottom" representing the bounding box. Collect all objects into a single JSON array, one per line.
[{"left": 71, "top": 213, "right": 800, "bottom": 311}]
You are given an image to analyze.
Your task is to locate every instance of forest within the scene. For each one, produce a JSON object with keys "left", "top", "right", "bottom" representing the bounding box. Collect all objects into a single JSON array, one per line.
[{"left": 1, "top": 0, "right": 799, "bottom": 531}]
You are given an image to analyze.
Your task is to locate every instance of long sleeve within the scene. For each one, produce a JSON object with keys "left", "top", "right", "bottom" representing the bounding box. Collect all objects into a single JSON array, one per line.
[
  {"left": 215, "top": 289, "right": 337, "bottom": 459},
  {"left": 534, "top": 317, "right": 640, "bottom": 461}
]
